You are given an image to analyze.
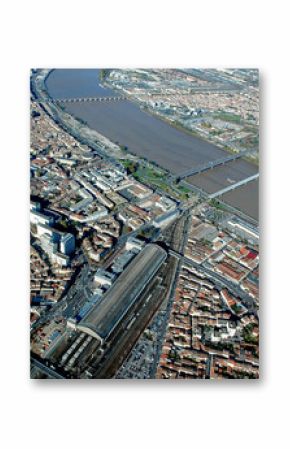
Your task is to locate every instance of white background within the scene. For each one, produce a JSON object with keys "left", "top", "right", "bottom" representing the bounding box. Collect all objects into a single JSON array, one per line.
[{"left": 1, "top": 1, "right": 289, "bottom": 448}]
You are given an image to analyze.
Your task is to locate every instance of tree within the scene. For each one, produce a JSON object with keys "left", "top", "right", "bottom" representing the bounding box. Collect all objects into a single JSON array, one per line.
[{"left": 99, "top": 69, "right": 110, "bottom": 81}]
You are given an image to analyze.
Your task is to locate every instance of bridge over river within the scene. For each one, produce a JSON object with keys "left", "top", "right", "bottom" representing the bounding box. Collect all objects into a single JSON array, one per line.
[
  {"left": 33, "top": 95, "right": 128, "bottom": 104},
  {"left": 174, "top": 149, "right": 255, "bottom": 181},
  {"left": 209, "top": 173, "right": 259, "bottom": 198}
]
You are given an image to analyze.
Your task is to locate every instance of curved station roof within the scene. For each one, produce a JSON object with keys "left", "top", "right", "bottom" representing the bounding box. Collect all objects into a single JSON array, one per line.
[{"left": 77, "top": 244, "right": 167, "bottom": 342}]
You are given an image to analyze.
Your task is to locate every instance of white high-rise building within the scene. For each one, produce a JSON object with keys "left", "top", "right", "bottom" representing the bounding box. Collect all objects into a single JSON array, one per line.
[{"left": 60, "top": 233, "right": 75, "bottom": 256}]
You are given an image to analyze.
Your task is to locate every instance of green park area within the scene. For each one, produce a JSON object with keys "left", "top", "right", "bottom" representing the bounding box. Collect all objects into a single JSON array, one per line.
[
  {"left": 119, "top": 159, "right": 192, "bottom": 201},
  {"left": 213, "top": 112, "right": 242, "bottom": 123}
]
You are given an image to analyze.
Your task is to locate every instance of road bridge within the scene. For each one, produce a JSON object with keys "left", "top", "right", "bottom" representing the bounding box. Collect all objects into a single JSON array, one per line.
[
  {"left": 209, "top": 173, "right": 259, "bottom": 199},
  {"left": 175, "top": 149, "right": 254, "bottom": 180}
]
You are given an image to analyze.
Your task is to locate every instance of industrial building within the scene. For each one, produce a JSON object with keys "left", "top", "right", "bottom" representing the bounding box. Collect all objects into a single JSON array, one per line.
[
  {"left": 77, "top": 244, "right": 167, "bottom": 344},
  {"left": 152, "top": 209, "right": 180, "bottom": 228}
]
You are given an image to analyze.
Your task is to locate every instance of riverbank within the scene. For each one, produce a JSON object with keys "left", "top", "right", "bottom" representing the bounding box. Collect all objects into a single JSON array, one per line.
[{"left": 40, "top": 69, "right": 258, "bottom": 222}]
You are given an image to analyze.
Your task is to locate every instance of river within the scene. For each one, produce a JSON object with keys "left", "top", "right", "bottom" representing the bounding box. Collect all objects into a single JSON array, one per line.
[
  {"left": 45, "top": 69, "right": 229, "bottom": 173},
  {"left": 45, "top": 69, "right": 258, "bottom": 221}
]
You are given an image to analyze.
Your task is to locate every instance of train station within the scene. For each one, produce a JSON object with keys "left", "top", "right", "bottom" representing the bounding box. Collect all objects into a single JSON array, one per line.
[{"left": 77, "top": 244, "right": 167, "bottom": 344}]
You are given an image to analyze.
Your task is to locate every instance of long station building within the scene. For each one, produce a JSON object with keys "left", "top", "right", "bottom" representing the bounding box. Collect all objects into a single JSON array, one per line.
[{"left": 77, "top": 243, "right": 167, "bottom": 344}]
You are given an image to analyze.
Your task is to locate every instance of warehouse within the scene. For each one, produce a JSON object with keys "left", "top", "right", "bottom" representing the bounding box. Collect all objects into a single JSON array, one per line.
[{"left": 77, "top": 244, "right": 167, "bottom": 343}]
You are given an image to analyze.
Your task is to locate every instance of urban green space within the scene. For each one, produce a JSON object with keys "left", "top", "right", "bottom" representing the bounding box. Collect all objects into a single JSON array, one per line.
[{"left": 119, "top": 158, "right": 192, "bottom": 201}]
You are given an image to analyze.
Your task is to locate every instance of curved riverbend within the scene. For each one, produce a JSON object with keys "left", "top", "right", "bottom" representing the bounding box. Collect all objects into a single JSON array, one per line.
[
  {"left": 45, "top": 69, "right": 227, "bottom": 174},
  {"left": 45, "top": 69, "right": 258, "bottom": 221}
]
